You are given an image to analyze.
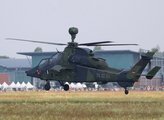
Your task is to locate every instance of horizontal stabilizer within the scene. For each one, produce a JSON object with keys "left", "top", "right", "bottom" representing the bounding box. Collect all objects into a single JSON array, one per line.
[{"left": 146, "top": 66, "right": 161, "bottom": 79}]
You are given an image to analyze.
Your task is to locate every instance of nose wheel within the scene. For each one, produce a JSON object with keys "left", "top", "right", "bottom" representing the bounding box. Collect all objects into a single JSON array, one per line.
[
  {"left": 124, "top": 88, "right": 129, "bottom": 95},
  {"left": 44, "top": 81, "right": 50, "bottom": 91}
]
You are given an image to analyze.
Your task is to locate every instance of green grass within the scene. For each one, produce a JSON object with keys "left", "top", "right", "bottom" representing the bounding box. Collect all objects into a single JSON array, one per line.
[{"left": 0, "top": 91, "right": 163, "bottom": 119}]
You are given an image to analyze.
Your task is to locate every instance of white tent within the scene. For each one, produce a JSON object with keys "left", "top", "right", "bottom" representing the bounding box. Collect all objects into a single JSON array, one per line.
[
  {"left": 69, "top": 83, "right": 87, "bottom": 89},
  {"left": 0, "top": 84, "right": 2, "bottom": 90},
  {"left": 15, "top": 82, "right": 22, "bottom": 88},
  {"left": 2, "top": 82, "right": 8, "bottom": 88},
  {"left": 26, "top": 82, "right": 34, "bottom": 89},
  {"left": 8, "top": 82, "right": 16, "bottom": 88},
  {"left": 75, "top": 83, "right": 84, "bottom": 89},
  {"left": 0, "top": 81, "right": 35, "bottom": 91},
  {"left": 93, "top": 82, "right": 98, "bottom": 88},
  {"left": 65, "top": 82, "right": 69, "bottom": 85},
  {"left": 82, "top": 83, "right": 87, "bottom": 88},
  {"left": 8, "top": 82, "right": 15, "bottom": 87},
  {"left": 70, "top": 83, "right": 76, "bottom": 88},
  {"left": 2, "top": 82, "right": 9, "bottom": 90},
  {"left": 20, "top": 82, "right": 27, "bottom": 88},
  {"left": 8, "top": 82, "right": 27, "bottom": 89}
]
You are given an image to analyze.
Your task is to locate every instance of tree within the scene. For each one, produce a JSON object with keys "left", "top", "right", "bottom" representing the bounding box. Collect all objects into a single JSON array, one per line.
[
  {"left": 0, "top": 55, "right": 10, "bottom": 59},
  {"left": 34, "top": 47, "right": 43, "bottom": 52},
  {"left": 151, "top": 45, "right": 160, "bottom": 53},
  {"left": 93, "top": 46, "right": 103, "bottom": 51}
]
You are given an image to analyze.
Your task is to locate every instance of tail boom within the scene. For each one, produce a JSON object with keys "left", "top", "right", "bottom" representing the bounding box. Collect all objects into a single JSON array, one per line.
[{"left": 117, "top": 52, "right": 160, "bottom": 88}]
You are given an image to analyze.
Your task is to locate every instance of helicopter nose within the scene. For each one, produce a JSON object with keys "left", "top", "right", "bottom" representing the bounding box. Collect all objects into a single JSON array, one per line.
[
  {"left": 25, "top": 70, "right": 31, "bottom": 76},
  {"left": 26, "top": 67, "right": 40, "bottom": 78},
  {"left": 25, "top": 69, "right": 32, "bottom": 76}
]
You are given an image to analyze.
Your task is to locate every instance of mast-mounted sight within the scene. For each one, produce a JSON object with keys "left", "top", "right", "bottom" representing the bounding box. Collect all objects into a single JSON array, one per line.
[{"left": 69, "top": 27, "right": 78, "bottom": 43}]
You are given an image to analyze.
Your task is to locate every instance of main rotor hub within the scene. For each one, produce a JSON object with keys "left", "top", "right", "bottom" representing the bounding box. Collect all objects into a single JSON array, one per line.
[{"left": 69, "top": 27, "right": 78, "bottom": 43}]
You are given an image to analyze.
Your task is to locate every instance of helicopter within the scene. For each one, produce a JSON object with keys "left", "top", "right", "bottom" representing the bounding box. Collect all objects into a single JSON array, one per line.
[{"left": 7, "top": 27, "right": 161, "bottom": 94}]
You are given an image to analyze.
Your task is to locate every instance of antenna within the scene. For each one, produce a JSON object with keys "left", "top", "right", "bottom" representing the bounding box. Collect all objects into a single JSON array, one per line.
[{"left": 56, "top": 48, "right": 59, "bottom": 53}]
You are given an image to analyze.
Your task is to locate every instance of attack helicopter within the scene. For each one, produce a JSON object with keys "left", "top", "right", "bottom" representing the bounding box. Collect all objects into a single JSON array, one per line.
[{"left": 7, "top": 27, "right": 161, "bottom": 94}]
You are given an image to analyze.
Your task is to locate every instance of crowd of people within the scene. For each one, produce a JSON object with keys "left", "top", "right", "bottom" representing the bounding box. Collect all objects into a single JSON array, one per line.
[
  {"left": 45, "top": 86, "right": 164, "bottom": 92},
  {"left": 1, "top": 85, "right": 164, "bottom": 92}
]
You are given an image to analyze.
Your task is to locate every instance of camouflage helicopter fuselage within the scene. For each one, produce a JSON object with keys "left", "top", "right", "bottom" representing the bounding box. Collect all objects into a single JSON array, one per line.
[
  {"left": 42, "top": 46, "right": 118, "bottom": 83},
  {"left": 26, "top": 45, "right": 160, "bottom": 90},
  {"left": 27, "top": 46, "right": 117, "bottom": 82}
]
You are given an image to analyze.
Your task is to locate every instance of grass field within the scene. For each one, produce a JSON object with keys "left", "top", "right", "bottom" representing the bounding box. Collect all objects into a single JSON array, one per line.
[{"left": 0, "top": 91, "right": 164, "bottom": 120}]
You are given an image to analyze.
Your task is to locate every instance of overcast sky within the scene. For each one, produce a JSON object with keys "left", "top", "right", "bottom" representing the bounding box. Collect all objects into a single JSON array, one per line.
[{"left": 1, "top": 1, "right": 164, "bottom": 58}]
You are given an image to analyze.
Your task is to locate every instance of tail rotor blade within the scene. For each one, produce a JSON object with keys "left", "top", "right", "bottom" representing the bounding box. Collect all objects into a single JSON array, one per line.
[{"left": 148, "top": 61, "right": 152, "bottom": 72}]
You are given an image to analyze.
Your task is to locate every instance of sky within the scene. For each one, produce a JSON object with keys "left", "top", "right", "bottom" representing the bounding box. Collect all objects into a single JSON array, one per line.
[{"left": 0, "top": 1, "right": 164, "bottom": 58}]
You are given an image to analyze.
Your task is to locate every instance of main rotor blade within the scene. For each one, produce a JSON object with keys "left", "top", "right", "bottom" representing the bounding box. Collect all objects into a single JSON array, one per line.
[
  {"left": 83, "top": 44, "right": 138, "bottom": 46},
  {"left": 79, "top": 41, "right": 113, "bottom": 46},
  {"left": 6, "top": 38, "right": 67, "bottom": 45}
]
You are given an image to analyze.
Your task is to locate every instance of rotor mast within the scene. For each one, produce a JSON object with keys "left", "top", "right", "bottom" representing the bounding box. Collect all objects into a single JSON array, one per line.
[{"left": 68, "top": 27, "right": 78, "bottom": 47}]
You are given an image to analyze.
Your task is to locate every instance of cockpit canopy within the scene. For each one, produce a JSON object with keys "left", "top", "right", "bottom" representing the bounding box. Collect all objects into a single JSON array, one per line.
[{"left": 38, "top": 53, "right": 62, "bottom": 70}]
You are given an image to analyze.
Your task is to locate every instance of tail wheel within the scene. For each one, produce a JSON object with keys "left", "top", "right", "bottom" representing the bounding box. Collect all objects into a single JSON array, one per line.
[
  {"left": 125, "top": 90, "right": 129, "bottom": 95},
  {"left": 125, "top": 88, "right": 129, "bottom": 95}
]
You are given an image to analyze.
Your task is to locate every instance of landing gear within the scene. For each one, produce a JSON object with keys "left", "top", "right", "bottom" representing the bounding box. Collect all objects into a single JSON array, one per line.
[
  {"left": 124, "top": 88, "right": 129, "bottom": 95},
  {"left": 64, "top": 84, "right": 69, "bottom": 91},
  {"left": 44, "top": 81, "right": 50, "bottom": 91},
  {"left": 117, "top": 82, "right": 133, "bottom": 95},
  {"left": 58, "top": 81, "right": 69, "bottom": 91}
]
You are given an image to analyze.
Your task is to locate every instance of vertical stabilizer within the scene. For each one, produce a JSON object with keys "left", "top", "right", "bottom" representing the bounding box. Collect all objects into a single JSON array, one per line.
[{"left": 126, "top": 52, "right": 155, "bottom": 80}]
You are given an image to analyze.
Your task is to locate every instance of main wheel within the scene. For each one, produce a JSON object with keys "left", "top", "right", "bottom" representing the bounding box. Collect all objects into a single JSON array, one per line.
[
  {"left": 125, "top": 90, "right": 129, "bottom": 95},
  {"left": 64, "top": 84, "right": 69, "bottom": 91},
  {"left": 44, "top": 82, "right": 50, "bottom": 91}
]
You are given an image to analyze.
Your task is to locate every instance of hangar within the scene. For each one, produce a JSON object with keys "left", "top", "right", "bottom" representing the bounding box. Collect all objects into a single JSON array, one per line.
[
  {"left": 0, "top": 59, "right": 32, "bottom": 84},
  {"left": 0, "top": 49, "right": 163, "bottom": 88},
  {"left": 17, "top": 49, "right": 164, "bottom": 88}
]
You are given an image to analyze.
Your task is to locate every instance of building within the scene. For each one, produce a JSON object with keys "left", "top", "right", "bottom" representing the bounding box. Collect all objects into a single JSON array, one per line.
[
  {"left": 17, "top": 49, "right": 164, "bottom": 88},
  {"left": 138, "top": 50, "right": 164, "bottom": 87},
  {"left": 0, "top": 74, "right": 10, "bottom": 85},
  {"left": 0, "top": 59, "right": 32, "bottom": 84}
]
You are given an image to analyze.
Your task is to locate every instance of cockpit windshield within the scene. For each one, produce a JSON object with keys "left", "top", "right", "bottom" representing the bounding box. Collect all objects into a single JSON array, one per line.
[
  {"left": 49, "top": 53, "right": 62, "bottom": 64},
  {"left": 38, "top": 59, "right": 49, "bottom": 70},
  {"left": 38, "top": 53, "right": 62, "bottom": 70}
]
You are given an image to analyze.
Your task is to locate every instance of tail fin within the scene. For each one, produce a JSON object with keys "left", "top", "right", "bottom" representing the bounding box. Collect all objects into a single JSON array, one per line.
[
  {"left": 146, "top": 66, "right": 161, "bottom": 79},
  {"left": 126, "top": 51, "right": 155, "bottom": 80}
]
